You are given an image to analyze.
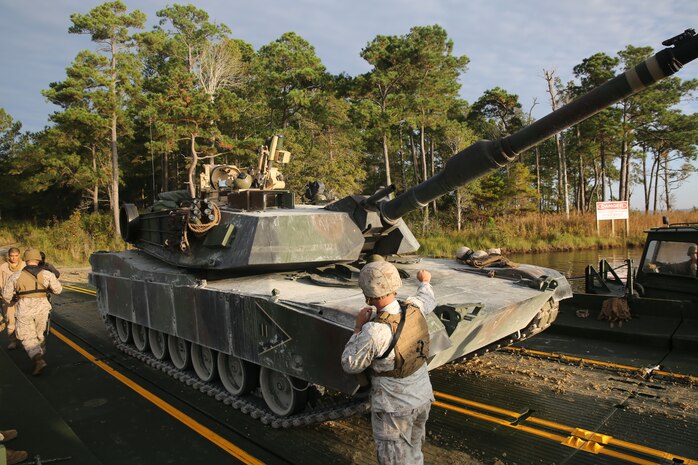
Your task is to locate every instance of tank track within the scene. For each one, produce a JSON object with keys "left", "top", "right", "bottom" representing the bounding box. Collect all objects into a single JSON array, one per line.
[
  {"left": 102, "top": 316, "right": 370, "bottom": 429},
  {"left": 101, "top": 298, "right": 558, "bottom": 427}
]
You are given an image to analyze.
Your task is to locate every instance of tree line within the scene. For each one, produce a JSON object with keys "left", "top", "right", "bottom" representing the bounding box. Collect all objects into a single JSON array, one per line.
[{"left": 1, "top": 1, "right": 696, "bottom": 240}]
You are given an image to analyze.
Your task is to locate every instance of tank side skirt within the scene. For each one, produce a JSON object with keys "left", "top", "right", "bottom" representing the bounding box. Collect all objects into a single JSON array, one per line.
[{"left": 94, "top": 272, "right": 360, "bottom": 393}]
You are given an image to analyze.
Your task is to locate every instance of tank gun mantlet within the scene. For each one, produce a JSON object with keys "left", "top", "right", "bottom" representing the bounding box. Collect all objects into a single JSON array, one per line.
[{"left": 324, "top": 194, "right": 420, "bottom": 255}]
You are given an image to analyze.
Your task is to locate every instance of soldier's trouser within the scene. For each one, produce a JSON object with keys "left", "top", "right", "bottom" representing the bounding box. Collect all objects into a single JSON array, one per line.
[
  {"left": 14, "top": 307, "right": 49, "bottom": 359},
  {"left": 372, "top": 401, "right": 431, "bottom": 465},
  {"left": 1, "top": 302, "right": 16, "bottom": 334}
]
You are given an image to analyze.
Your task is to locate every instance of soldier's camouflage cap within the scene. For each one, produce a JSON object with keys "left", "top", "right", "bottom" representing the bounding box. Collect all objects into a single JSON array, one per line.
[
  {"left": 23, "top": 248, "right": 42, "bottom": 262},
  {"left": 359, "top": 261, "right": 402, "bottom": 298}
]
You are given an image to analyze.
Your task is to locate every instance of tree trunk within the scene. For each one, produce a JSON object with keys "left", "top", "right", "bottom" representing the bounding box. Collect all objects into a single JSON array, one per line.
[
  {"left": 534, "top": 145, "right": 541, "bottom": 211},
  {"left": 641, "top": 150, "right": 650, "bottom": 213},
  {"left": 561, "top": 139, "right": 569, "bottom": 216},
  {"left": 589, "top": 161, "right": 600, "bottom": 209},
  {"left": 429, "top": 137, "right": 437, "bottom": 217},
  {"left": 647, "top": 152, "right": 659, "bottom": 213},
  {"left": 576, "top": 126, "right": 586, "bottom": 212},
  {"left": 578, "top": 150, "right": 587, "bottom": 212},
  {"left": 162, "top": 152, "right": 169, "bottom": 192},
  {"left": 398, "top": 125, "right": 406, "bottom": 191},
  {"left": 110, "top": 41, "right": 121, "bottom": 239},
  {"left": 618, "top": 108, "right": 628, "bottom": 201},
  {"left": 382, "top": 132, "right": 392, "bottom": 187},
  {"left": 599, "top": 141, "right": 607, "bottom": 202},
  {"left": 420, "top": 125, "right": 429, "bottom": 233},
  {"left": 188, "top": 133, "right": 198, "bottom": 199},
  {"left": 92, "top": 146, "right": 99, "bottom": 213},
  {"left": 544, "top": 70, "right": 569, "bottom": 216},
  {"left": 652, "top": 153, "right": 660, "bottom": 213},
  {"left": 663, "top": 153, "right": 671, "bottom": 211},
  {"left": 410, "top": 132, "right": 420, "bottom": 183},
  {"left": 619, "top": 138, "right": 629, "bottom": 201},
  {"left": 111, "top": 112, "right": 120, "bottom": 238}
]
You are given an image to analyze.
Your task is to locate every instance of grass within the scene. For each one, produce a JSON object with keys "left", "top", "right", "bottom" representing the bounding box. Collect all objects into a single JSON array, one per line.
[
  {"left": 0, "top": 211, "right": 126, "bottom": 266},
  {"left": 415, "top": 210, "right": 698, "bottom": 258}
]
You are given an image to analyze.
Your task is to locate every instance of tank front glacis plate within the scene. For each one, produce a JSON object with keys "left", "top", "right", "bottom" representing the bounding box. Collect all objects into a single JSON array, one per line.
[{"left": 90, "top": 250, "right": 571, "bottom": 395}]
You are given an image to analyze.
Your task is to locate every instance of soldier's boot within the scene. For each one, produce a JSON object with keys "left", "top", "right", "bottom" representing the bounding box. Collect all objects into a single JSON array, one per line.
[
  {"left": 6, "top": 448, "right": 29, "bottom": 465},
  {"left": 32, "top": 354, "right": 47, "bottom": 376},
  {"left": 7, "top": 332, "right": 18, "bottom": 350},
  {"left": 0, "top": 429, "right": 18, "bottom": 443}
]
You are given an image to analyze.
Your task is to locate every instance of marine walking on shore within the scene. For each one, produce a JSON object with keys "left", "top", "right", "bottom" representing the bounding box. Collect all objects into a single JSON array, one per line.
[{"left": 2, "top": 248, "right": 62, "bottom": 375}]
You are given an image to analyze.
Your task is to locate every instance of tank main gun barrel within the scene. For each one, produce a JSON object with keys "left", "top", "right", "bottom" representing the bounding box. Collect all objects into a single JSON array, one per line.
[{"left": 380, "top": 29, "right": 698, "bottom": 224}]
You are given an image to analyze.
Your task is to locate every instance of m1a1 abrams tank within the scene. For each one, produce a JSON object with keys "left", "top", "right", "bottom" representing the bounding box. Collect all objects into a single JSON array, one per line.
[{"left": 90, "top": 29, "right": 698, "bottom": 426}]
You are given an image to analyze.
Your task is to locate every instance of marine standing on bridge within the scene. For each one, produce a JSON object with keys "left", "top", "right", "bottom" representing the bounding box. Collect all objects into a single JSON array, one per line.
[
  {"left": 0, "top": 247, "right": 25, "bottom": 349},
  {"left": 2, "top": 248, "right": 62, "bottom": 375},
  {"left": 341, "top": 260, "right": 436, "bottom": 465}
]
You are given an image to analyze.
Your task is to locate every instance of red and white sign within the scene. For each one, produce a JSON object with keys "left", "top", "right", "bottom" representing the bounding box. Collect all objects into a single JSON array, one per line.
[{"left": 596, "top": 201, "right": 629, "bottom": 220}]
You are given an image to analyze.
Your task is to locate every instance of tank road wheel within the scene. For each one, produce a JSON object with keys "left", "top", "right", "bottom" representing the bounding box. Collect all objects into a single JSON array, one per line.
[
  {"left": 259, "top": 367, "right": 308, "bottom": 417},
  {"left": 132, "top": 324, "right": 149, "bottom": 352},
  {"left": 191, "top": 344, "right": 217, "bottom": 382},
  {"left": 168, "top": 336, "right": 191, "bottom": 370},
  {"left": 148, "top": 329, "right": 168, "bottom": 360},
  {"left": 114, "top": 318, "right": 131, "bottom": 344},
  {"left": 217, "top": 353, "right": 259, "bottom": 396}
]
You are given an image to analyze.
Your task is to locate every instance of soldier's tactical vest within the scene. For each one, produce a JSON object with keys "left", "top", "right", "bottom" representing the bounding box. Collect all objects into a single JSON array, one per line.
[
  {"left": 372, "top": 302, "right": 430, "bottom": 378},
  {"left": 16, "top": 269, "right": 48, "bottom": 299}
]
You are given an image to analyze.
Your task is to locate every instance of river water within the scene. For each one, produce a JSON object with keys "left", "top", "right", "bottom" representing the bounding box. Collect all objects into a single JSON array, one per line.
[{"left": 507, "top": 247, "right": 644, "bottom": 292}]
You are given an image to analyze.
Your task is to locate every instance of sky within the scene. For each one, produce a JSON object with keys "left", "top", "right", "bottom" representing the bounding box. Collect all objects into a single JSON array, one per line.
[{"left": 1, "top": 0, "right": 697, "bottom": 210}]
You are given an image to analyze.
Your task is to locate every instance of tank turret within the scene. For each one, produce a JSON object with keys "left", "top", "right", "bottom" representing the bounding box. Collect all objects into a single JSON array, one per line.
[{"left": 120, "top": 30, "right": 698, "bottom": 272}]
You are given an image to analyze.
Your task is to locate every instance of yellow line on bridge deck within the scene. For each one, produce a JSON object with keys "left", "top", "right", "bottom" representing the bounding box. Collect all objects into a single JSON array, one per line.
[
  {"left": 50, "top": 327, "right": 265, "bottom": 465},
  {"left": 433, "top": 390, "right": 697, "bottom": 465}
]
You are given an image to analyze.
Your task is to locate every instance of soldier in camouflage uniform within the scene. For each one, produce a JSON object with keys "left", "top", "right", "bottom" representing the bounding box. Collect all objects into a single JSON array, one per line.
[
  {"left": 341, "top": 260, "right": 436, "bottom": 465},
  {"left": 2, "top": 248, "right": 62, "bottom": 375},
  {"left": 0, "top": 247, "right": 25, "bottom": 349}
]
